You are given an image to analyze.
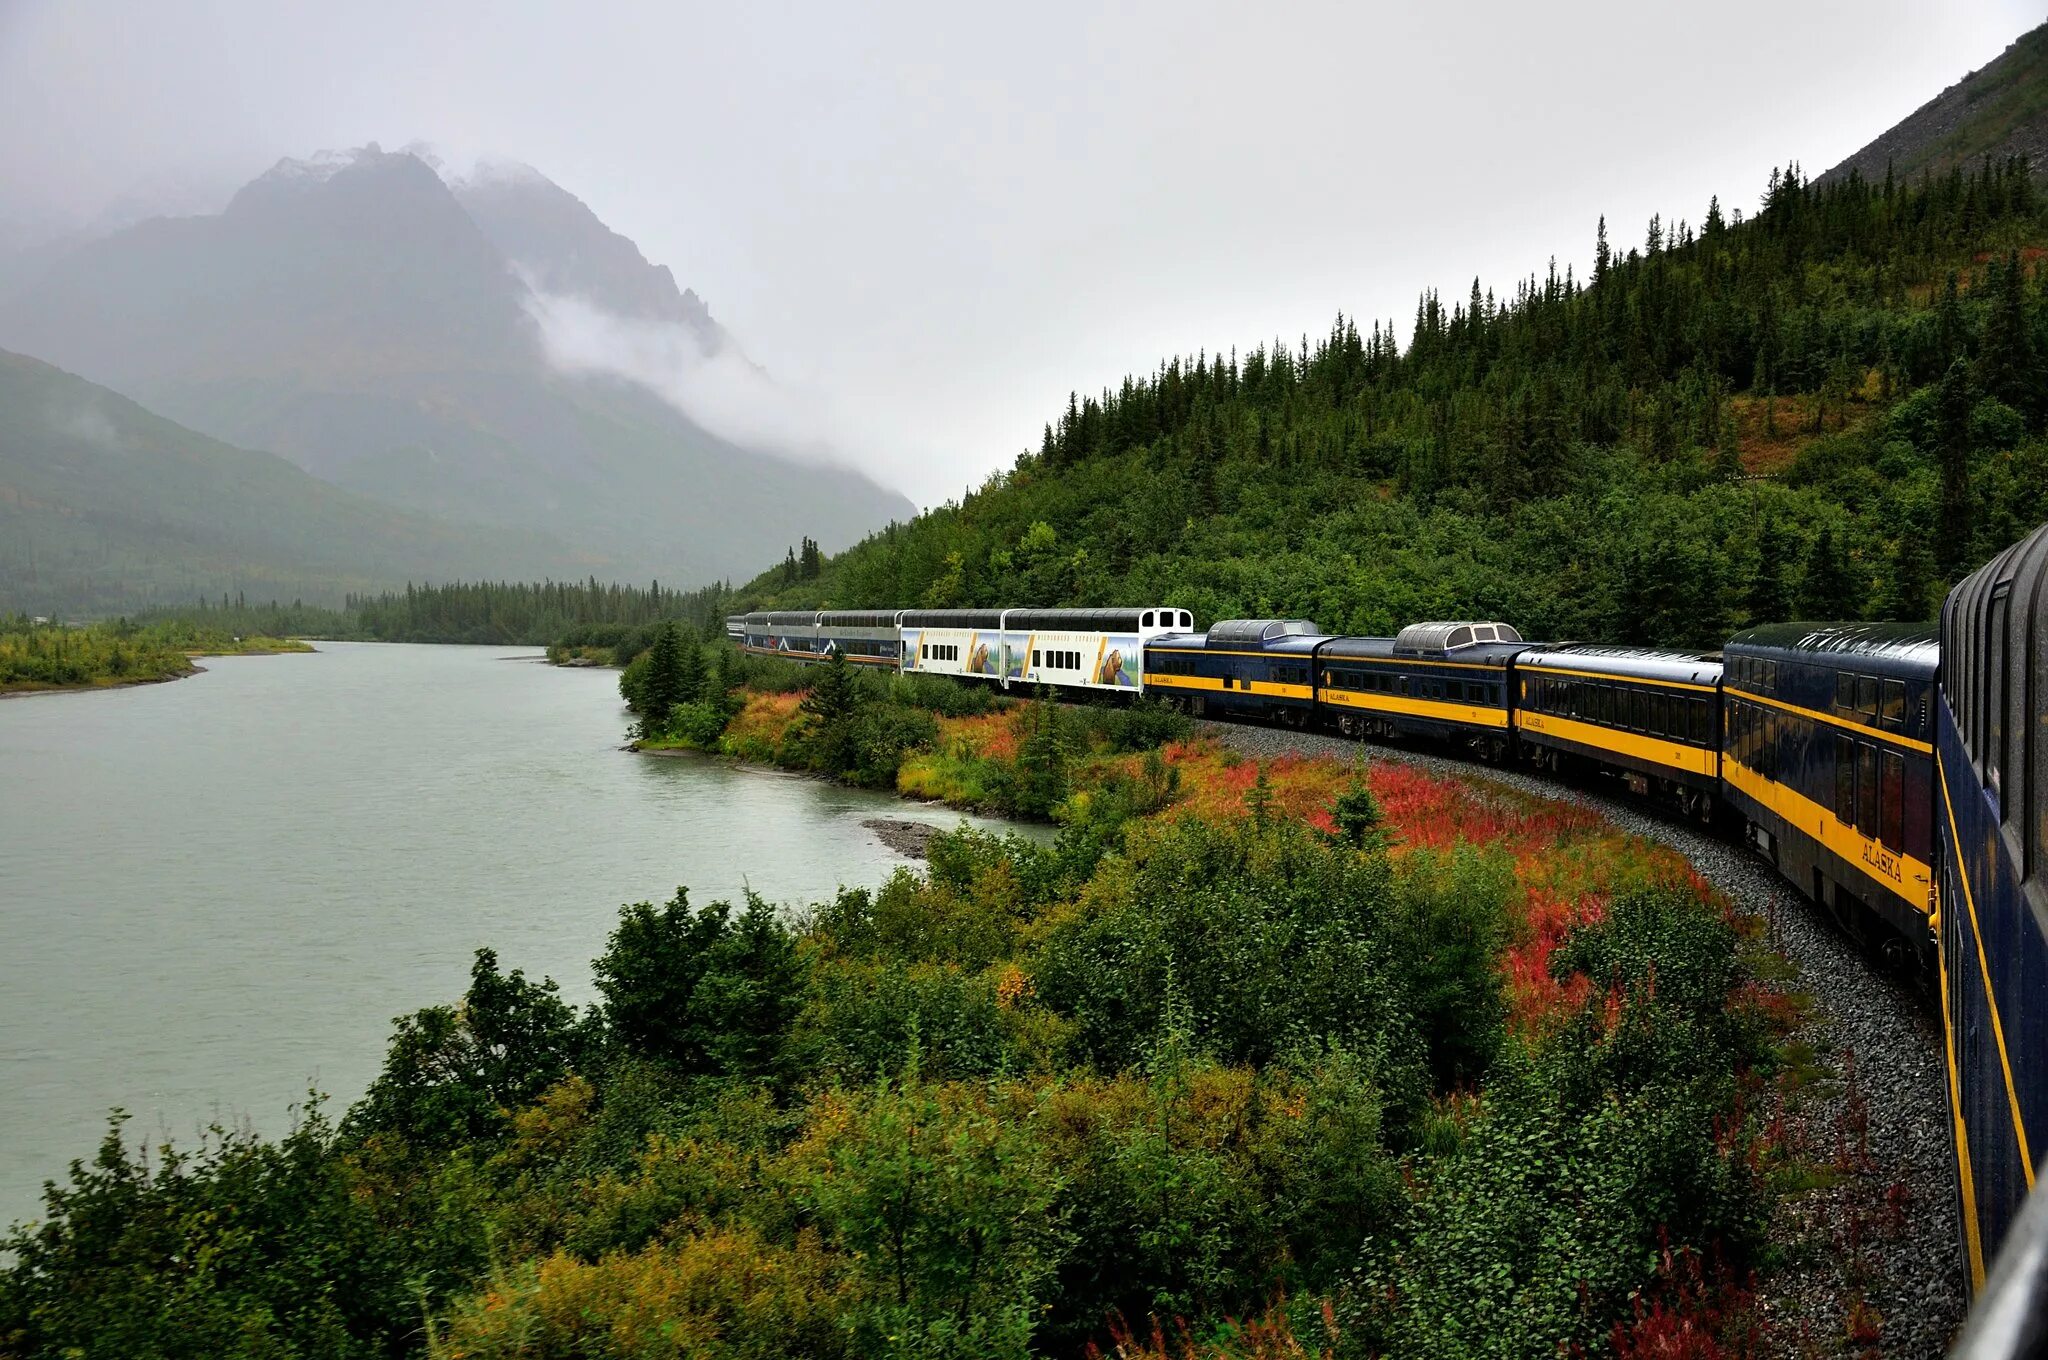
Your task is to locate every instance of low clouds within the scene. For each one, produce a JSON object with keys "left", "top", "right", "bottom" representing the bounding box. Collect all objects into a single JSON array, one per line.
[
  {"left": 47, "top": 401, "right": 120, "bottom": 451},
  {"left": 519, "top": 284, "right": 850, "bottom": 469}
]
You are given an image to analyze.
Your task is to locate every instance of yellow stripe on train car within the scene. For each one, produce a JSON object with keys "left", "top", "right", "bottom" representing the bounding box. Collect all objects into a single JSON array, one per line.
[
  {"left": 1145, "top": 673, "right": 1314, "bottom": 700},
  {"left": 1319, "top": 686, "right": 1509, "bottom": 728},
  {"left": 1938, "top": 753, "right": 2035, "bottom": 1195},
  {"left": 1516, "top": 710, "right": 1717, "bottom": 776},
  {"left": 1721, "top": 756, "right": 1934, "bottom": 915}
]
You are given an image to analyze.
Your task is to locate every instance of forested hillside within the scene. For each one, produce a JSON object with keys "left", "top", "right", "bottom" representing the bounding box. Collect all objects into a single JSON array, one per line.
[{"left": 738, "top": 161, "right": 2048, "bottom": 648}]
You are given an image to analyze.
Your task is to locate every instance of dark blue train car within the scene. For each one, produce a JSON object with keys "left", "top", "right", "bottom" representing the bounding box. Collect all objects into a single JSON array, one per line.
[
  {"left": 1316, "top": 622, "right": 1524, "bottom": 760},
  {"left": 1938, "top": 522, "right": 2048, "bottom": 1296},
  {"left": 1514, "top": 646, "right": 1723, "bottom": 817},
  {"left": 1721, "top": 624, "right": 1940, "bottom": 953},
  {"left": 1142, "top": 619, "right": 1322, "bottom": 725}
]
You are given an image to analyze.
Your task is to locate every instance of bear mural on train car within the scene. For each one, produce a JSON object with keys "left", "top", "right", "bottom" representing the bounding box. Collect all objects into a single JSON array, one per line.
[{"left": 1097, "top": 647, "right": 1134, "bottom": 688}]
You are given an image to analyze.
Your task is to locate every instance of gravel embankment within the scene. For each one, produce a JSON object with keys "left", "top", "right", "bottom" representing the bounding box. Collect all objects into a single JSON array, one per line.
[{"left": 1198, "top": 720, "right": 1966, "bottom": 1357}]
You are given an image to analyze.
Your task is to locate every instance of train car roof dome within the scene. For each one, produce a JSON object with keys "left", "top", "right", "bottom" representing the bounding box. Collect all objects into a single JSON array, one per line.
[
  {"left": 1394, "top": 621, "right": 1523, "bottom": 655},
  {"left": 1205, "top": 618, "right": 1321, "bottom": 645},
  {"left": 1726, "top": 621, "right": 1938, "bottom": 663}
]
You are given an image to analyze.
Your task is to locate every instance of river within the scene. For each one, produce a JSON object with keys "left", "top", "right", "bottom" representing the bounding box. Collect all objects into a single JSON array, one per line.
[{"left": 0, "top": 641, "right": 1026, "bottom": 1231}]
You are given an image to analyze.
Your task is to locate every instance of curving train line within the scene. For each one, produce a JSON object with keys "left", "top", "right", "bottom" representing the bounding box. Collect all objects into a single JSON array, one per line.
[{"left": 732, "top": 520, "right": 2048, "bottom": 1342}]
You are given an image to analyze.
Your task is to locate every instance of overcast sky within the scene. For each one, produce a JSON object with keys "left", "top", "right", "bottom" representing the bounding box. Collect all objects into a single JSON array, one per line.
[{"left": 0, "top": 0, "right": 2041, "bottom": 505}]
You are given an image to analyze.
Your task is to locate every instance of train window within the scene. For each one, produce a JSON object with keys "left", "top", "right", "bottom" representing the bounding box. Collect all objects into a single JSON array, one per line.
[
  {"left": 1032, "top": 650, "right": 1040, "bottom": 666},
  {"left": 1835, "top": 735, "right": 1855, "bottom": 824},
  {"left": 1988, "top": 588, "right": 2009, "bottom": 798},
  {"left": 1855, "top": 675, "right": 1878, "bottom": 720},
  {"left": 1630, "top": 690, "right": 1648, "bottom": 733},
  {"left": 1143, "top": 612, "right": 1155, "bottom": 628},
  {"left": 1881, "top": 751, "right": 1904, "bottom": 852},
  {"left": 1879, "top": 679, "right": 1905, "bottom": 732},
  {"left": 1857, "top": 743, "right": 1879, "bottom": 836},
  {"left": 1836, "top": 672, "right": 1855, "bottom": 714}
]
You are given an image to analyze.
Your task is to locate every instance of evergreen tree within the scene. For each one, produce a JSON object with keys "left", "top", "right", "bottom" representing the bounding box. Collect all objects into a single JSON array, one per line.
[
  {"left": 673, "top": 622, "right": 705, "bottom": 702},
  {"left": 1882, "top": 530, "right": 1935, "bottom": 621},
  {"left": 1798, "top": 524, "right": 1860, "bottom": 620},
  {"left": 1977, "top": 250, "right": 2038, "bottom": 425},
  {"left": 1714, "top": 408, "right": 1744, "bottom": 481},
  {"left": 638, "top": 622, "right": 688, "bottom": 735},
  {"left": 1747, "top": 515, "right": 1798, "bottom": 623},
  {"left": 1936, "top": 271, "right": 1965, "bottom": 368},
  {"left": 798, "top": 649, "right": 862, "bottom": 774},
  {"left": 1936, "top": 358, "right": 1976, "bottom": 579},
  {"left": 1010, "top": 698, "right": 1070, "bottom": 818}
]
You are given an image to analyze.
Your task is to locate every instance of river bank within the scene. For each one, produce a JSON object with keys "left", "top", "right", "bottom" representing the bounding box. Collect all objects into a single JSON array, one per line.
[
  {"left": 0, "top": 626, "right": 314, "bottom": 696},
  {"left": 0, "top": 642, "right": 1023, "bottom": 1237}
]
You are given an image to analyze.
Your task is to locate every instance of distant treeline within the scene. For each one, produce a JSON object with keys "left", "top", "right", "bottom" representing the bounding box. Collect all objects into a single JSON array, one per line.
[{"left": 150, "top": 578, "right": 737, "bottom": 647}]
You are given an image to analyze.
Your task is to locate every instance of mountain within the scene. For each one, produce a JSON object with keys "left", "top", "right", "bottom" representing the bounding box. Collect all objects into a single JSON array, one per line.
[
  {"left": 731, "top": 158, "right": 2048, "bottom": 652},
  {"left": 1819, "top": 21, "right": 2048, "bottom": 187},
  {"left": 0, "top": 146, "right": 912, "bottom": 587},
  {"left": 451, "top": 160, "right": 729, "bottom": 345},
  {"left": 0, "top": 348, "right": 581, "bottom": 615}
]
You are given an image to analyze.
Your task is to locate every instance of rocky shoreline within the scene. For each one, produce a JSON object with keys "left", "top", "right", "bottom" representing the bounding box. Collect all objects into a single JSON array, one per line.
[{"left": 861, "top": 817, "right": 944, "bottom": 859}]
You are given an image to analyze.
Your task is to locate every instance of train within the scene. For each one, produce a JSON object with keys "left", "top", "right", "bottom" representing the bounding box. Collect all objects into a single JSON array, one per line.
[{"left": 730, "top": 519, "right": 2048, "bottom": 1323}]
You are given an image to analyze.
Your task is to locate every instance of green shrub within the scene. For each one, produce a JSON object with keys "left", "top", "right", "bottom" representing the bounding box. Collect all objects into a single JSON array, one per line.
[{"left": 594, "top": 890, "right": 808, "bottom": 1080}]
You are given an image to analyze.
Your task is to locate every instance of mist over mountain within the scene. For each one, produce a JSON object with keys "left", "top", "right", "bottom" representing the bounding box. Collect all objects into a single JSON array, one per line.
[
  {"left": 0, "top": 145, "right": 912, "bottom": 588},
  {"left": 0, "top": 347, "right": 579, "bottom": 615}
]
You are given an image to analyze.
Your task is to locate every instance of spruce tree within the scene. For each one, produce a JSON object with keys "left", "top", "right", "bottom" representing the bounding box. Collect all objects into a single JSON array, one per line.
[
  {"left": 1977, "top": 250, "right": 2037, "bottom": 425},
  {"left": 798, "top": 649, "right": 862, "bottom": 775},
  {"left": 1010, "top": 697, "right": 1070, "bottom": 818},
  {"left": 1748, "top": 516, "right": 1797, "bottom": 623},
  {"left": 673, "top": 623, "right": 705, "bottom": 703},
  {"left": 1936, "top": 358, "right": 1975, "bottom": 580},
  {"left": 639, "top": 622, "right": 687, "bottom": 735},
  {"left": 1881, "top": 531, "right": 1935, "bottom": 621},
  {"left": 1714, "top": 408, "right": 1744, "bottom": 481},
  {"left": 1798, "top": 525, "right": 1860, "bottom": 620}
]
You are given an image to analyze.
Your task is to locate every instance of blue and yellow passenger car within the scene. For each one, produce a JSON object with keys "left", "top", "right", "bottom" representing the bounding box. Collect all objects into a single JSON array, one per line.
[
  {"left": 1937, "top": 522, "right": 2048, "bottom": 1294},
  {"left": 1143, "top": 619, "right": 1322, "bottom": 725},
  {"left": 1514, "top": 646, "right": 1722, "bottom": 816},
  {"left": 1721, "top": 624, "right": 1940, "bottom": 951},
  {"left": 1317, "top": 622, "right": 1523, "bottom": 760}
]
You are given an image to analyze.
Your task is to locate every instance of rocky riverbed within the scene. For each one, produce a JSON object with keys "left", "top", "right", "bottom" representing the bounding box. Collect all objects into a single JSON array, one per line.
[{"left": 1198, "top": 720, "right": 1966, "bottom": 1358}]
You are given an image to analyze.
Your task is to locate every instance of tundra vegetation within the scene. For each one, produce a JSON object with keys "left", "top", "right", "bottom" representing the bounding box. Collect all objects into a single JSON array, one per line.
[
  {"left": 2, "top": 635, "right": 1812, "bottom": 1359},
  {"left": 0, "top": 614, "right": 308, "bottom": 693}
]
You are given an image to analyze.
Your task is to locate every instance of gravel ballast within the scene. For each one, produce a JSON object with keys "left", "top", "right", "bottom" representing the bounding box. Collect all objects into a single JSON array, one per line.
[{"left": 1197, "top": 720, "right": 1967, "bottom": 1357}]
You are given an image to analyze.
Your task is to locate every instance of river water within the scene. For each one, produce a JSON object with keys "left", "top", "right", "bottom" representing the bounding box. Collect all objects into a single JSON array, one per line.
[{"left": 0, "top": 642, "right": 1024, "bottom": 1231}]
